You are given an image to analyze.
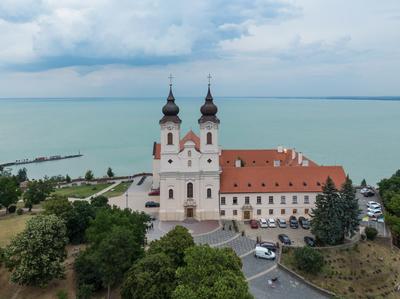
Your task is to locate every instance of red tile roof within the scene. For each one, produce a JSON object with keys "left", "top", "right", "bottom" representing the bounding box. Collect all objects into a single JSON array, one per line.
[
  {"left": 220, "top": 149, "right": 317, "bottom": 168},
  {"left": 153, "top": 130, "right": 200, "bottom": 159},
  {"left": 220, "top": 165, "right": 346, "bottom": 193}
]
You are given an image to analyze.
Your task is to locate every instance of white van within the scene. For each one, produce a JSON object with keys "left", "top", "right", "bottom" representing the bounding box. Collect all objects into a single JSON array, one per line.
[{"left": 254, "top": 246, "right": 276, "bottom": 260}]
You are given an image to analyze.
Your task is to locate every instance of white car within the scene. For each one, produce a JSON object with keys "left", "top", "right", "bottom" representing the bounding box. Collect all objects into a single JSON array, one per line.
[
  {"left": 367, "top": 210, "right": 382, "bottom": 217},
  {"left": 267, "top": 218, "right": 276, "bottom": 228},
  {"left": 259, "top": 218, "right": 268, "bottom": 228},
  {"left": 367, "top": 201, "right": 381, "bottom": 208},
  {"left": 254, "top": 246, "right": 276, "bottom": 260},
  {"left": 360, "top": 188, "right": 369, "bottom": 194},
  {"left": 367, "top": 207, "right": 382, "bottom": 213}
]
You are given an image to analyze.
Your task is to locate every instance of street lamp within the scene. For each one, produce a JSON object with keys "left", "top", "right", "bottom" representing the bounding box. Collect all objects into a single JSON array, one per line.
[{"left": 125, "top": 192, "right": 128, "bottom": 209}]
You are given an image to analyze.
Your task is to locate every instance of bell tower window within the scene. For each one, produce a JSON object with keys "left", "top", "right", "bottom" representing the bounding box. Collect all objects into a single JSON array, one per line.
[
  {"left": 167, "top": 132, "right": 173, "bottom": 145},
  {"left": 187, "top": 182, "right": 193, "bottom": 198},
  {"left": 168, "top": 189, "right": 174, "bottom": 199},
  {"left": 207, "top": 188, "right": 212, "bottom": 198},
  {"left": 207, "top": 132, "right": 212, "bottom": 145}
]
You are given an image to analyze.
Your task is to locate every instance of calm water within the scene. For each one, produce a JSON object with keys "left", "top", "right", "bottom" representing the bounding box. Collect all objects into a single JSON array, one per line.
[{"left": 0, "top": 97, "right": 399, "bottom": 185}]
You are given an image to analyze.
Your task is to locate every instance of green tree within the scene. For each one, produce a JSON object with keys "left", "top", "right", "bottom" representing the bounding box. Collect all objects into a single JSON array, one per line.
[
  {"left": 360, "top": 178, "right": 367, "bottom": 187},
  {"left": 85, "top": 170, "right": 94, "bottom": 181},
  {"left": 173, "top": 245, "right": 252, "bottom": 299},
  {"left": 75, "top": 249, "right": 103, "bottom": 292},
  {"left": 107, "top": 167, "right": 114, "bottom": 178},
  {"left": 311, "top": 177, "right": 344, "bottom": 245},
  {"left": 0, "top": 176, "right": 21, "bottom": 213},
  {"left": 4, "top": 215, "right": 68, "bottom": 287},
  {"left": 121, "top": 252, "right": 176, "bottom": 299},
  {"left": 293, "top": 247, "right": 324, "bottom": 274},
  {"left": 65, "top": 174, "right": 71, "bottom": 183},
  {"left": 147, "top": 226, "right": 194, "bottom": 267},
  {"left": 23, "top": 179, "right": 54, "bottom": 211},
  {"left": 90, "top": 195, "right": 110, "bottom": 209},
  {"left": 97, "top": 226, "right": 142, "bottom": 299},
  {"left": 339, "top": 176, "right": 361, "bottom": 238},
  {"left": 365, "top": 227, "right": 378, "bottom": 240},
  {"left": 17, "top": 168, "right": 28, "bottom": 183}
]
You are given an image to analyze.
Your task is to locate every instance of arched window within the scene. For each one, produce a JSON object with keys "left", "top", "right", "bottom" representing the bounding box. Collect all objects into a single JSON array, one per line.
[
  {"left": 207, "top": 132, "right": 212, "bottom": 145},
  {"left": 187, "top": 182, "right": 193, "bottom": 198},
  {"left": 207, "top": 188, "right": 212, "bottom": 198},
  {"left": 167, "top": 132, "right": 173, "bottom": 145},
  {"left": 168, "top": 189, "right": 174, "bottom": 199},
  {"left": 188, "top": 160, "right": 192, "bottom": 167}
]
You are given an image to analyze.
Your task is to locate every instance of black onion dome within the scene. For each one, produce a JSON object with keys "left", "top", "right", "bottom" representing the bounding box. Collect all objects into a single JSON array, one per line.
[
  {"left": 160, "top": 86, "right": 181, "bottom": 124},
  {"left": 198, "top": 85, "right": 220, "bottom": 124}
]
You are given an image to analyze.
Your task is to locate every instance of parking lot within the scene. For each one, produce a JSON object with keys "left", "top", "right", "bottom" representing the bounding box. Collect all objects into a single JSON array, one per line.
[
  {"left": 357, "top": 187, "right": 390, "bottom": 237},
  {"left": 238, "top": 220, "right": 314, "bottom": 246}
]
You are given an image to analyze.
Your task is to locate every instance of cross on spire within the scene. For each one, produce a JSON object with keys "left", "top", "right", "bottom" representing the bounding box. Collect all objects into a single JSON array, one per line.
[
  {"left": 168, "top": 73, "right": 174, "bottom": 87},
  {"left": 207, "top": 73, "right": 212, "bottom": 87}
]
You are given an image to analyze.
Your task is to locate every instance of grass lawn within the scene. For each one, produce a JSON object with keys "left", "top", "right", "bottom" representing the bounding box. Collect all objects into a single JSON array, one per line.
[
  {"left": 53, "top": 183, "right": 112, "bottom": 199},
  {"left": 0, "top": 213, "right": 34, "bottom": 247},
  {"left": 102, "top": 181, "right": 132, "bottom": 198},
  {"left": 281, "top": 241, "right": 400, "bottom": 298}
]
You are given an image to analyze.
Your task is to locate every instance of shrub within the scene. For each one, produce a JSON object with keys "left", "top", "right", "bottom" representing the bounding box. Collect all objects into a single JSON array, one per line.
[
  {"left": 56, "top": 289, "right": 68, "bottom": 299},
  {"left": 7, "top": 204, "right": 16, "bottom": 213},
  {"left": 365, "top": 227, "right": 378, "bottom": 240},
  {"left": 293, "top": 246, "right": 324, "bottom": 274},
  {"left": 17, "top": 208, "right": 23, "bottom": 215},
  {"left": 76, "top": 283, "right": 94, "bottom": 299}
]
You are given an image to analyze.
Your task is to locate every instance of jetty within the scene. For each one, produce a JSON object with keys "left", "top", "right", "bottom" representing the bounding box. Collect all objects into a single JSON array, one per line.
[{"left": 0, "top": 153, "right": 83, "bottom": 168}]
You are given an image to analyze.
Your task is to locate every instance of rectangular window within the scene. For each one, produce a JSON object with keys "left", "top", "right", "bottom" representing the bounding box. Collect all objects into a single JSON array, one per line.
[
  {"left": 257, "top": 209, "right": 261, "bottom": 215},
  {"left": 256, "top": 196, "right": 262, "bottom": 205},
  {"left": 233, "top": 209, "right": 237, "bottom": 216},
  {"left": 281, "top": 209, "right": 285, "bottom": 215},
  {"left": 245, "top": 196, "right": 250, "bottom": 204},
  {"left": 280, "top": 196, "right": 286, "bottom": 204},
  {"left": 220, "top": 210, "right": 225, "bottom": 216},
  {"left": 268, "top": 196, "right": 274, "bottom": 204},
  {"left": 221, "top": 197, "right": 226, "bottom": 205},
  {"left": 305, "top": 208, "right": 309, "bottom": 215},
  {"left": 233, "top": 197, "right": 238, "bottom": 205},
  {"left": 304, "top": 195, "right": 309, "bottom": 204},
  {"left": 269, "top": 209, "right": 273, "bottom": 215},
  {"left": 292, "top": 195, "right": 298, "bottom": 204},
  {"left": 293, "top": 208, "right": 297, "bottom": 214}
]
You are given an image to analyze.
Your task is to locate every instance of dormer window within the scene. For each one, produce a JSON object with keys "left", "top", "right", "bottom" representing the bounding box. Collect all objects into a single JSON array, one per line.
[
  {"left": 275, "top": 182, "right": 279, "bottom": 187},
  {"left": 234, "top": 183, "right": 238, "bottom": 187},
  {"left": 289, "top": 182, "right": 293, "bottom": 186},
  {"left": 317, "top": 182, "right": 321, "bottom": 186},
  {"left": 248, "top": 183, "right": 252, "bottom": 187},
  {"left": 261, "top": 182, "right": 266, "bottom": 187},
  {"left": 303, "top": 182, "right": 307, "bottom": 186}
]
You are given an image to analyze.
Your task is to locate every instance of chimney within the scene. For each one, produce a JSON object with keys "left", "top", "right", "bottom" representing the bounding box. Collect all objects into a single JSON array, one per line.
[
  {"left": 298, "top": 152, "right": 303, "bottom": 165},
  {"left": 235, "top": 159, "right": 242, "bottom": 168},
  {"left": 291, "top": 149, "right": 296, "bottom": 160},
  {"left": 277, "top": 145, "right": 283, "bottom": 153}
]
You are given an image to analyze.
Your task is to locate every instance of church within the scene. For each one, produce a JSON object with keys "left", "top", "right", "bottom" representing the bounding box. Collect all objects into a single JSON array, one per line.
[{"left": 152, "top": 82, "right": 346, "bottom": 221}]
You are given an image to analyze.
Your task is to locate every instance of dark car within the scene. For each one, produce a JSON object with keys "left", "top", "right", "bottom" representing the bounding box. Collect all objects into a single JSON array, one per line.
[
  {"left": 289, "top": 216, "right": 298, "bottom": 229},
  {"left": 250, "top": 219, "right": 259, "bottom": 229},
  {"left": 278, "top": 234, "right": 291, "bottom": 245},
  {"left": 304, "top": 236, "right": 316, "bottom": 247},
  {"left": 364, "top": 190, "right": 375, "bottom": 197},
  {"left": 256, "top": 241, "right": 277, "bottom": 252},
  {"left": 298, "top": 217, "right": 310, "bottom": 229},
  {"left": 145, "top": 201, "right": 160, "bottom": 208}
]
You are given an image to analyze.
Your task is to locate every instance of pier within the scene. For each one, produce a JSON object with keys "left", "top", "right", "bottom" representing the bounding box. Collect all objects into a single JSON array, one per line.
[{"left": 0, "top": 153, "right": 83, "bottom": 168}]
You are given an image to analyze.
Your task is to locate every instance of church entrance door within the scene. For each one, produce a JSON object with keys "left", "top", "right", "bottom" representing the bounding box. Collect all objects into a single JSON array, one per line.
[
  {"left": 186, "top": 208, "right": 194, "bottom": 218},
  {"left": 243, "top": 211, "right": 251, "bottom": 220}
]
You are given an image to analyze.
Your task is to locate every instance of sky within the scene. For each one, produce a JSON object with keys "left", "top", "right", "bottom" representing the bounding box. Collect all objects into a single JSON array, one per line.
[{"left": 0, "top": 0, "right": 399, "bottom": 97}]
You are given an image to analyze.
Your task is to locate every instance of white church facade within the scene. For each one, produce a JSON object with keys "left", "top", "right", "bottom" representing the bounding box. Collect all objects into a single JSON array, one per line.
[{"left": 152, "top": 83, "right": 346, "bottom": 221}]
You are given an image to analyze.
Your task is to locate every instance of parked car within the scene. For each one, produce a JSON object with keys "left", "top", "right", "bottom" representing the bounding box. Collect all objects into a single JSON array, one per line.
[
  {"left": 367, "top": 207, "right": 382, "bottom": 213},
  {"left": 250, "top": 219, "right": 259, "bottom": 229},
  {"left": 259, "top": 218, "right": 268, "bottom": 228},
  {"left": 304, "top": 236, "right": 316, "bottom": 247},
  {"left": 367, "top": 210, "right": 382, "bottom": 217},
  {"left": 278, "top": 234, "right": 292, "bottom": 245},
  {"left": 367, "top": 201, "right": 381, "bottom": 208},
  {"left": 256, "top": 241, "right": 277, "bottom": 252},
  {"left": 363, "top": 190, "right": 375, "bottom": 197},
  {"left": 371, "top": 214, "right": 385, "bottom": 223},
  {"left": 298, "top": 217, "right": 310, "bottom": 229},
  {"left": 289, "top": 216, "right": 299, "bottom": 228},
  {"left": 145, "top": 201, "right": 160, "bottom": 208},
  {"left": 254, "top": 246, "right": 276, "bottom": 260},
  {"left": 148, "top": 189, "right": 160, "bottom": 196},
  {"left": 277, "top": 218, "right": 287, "bottom": 228},
  {"left": 267, "top": 218, "right": 276, "bottom": 228},
  {"left": 360, "top": 187, "right": 369, "bottom": 194}
]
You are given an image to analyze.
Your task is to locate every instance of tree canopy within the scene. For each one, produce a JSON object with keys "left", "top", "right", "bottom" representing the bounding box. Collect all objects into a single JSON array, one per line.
[
  {"left": 0, "top": 175, "right": 21, "bottom": 212},
  {"left": 85, "top": 170, "right": 94, "bottom": 181},
  {"left": 107, "top": 167, "right": 114, "bottom": 178},
  {"left": 4, "top": 215, "right": 68, "bottom": 287},
  {"left": 293, "top": 246, "right": 324, "bottom": 274},
  {"left": 24, "top": 179, "right": 54, "bottom": 211}
]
